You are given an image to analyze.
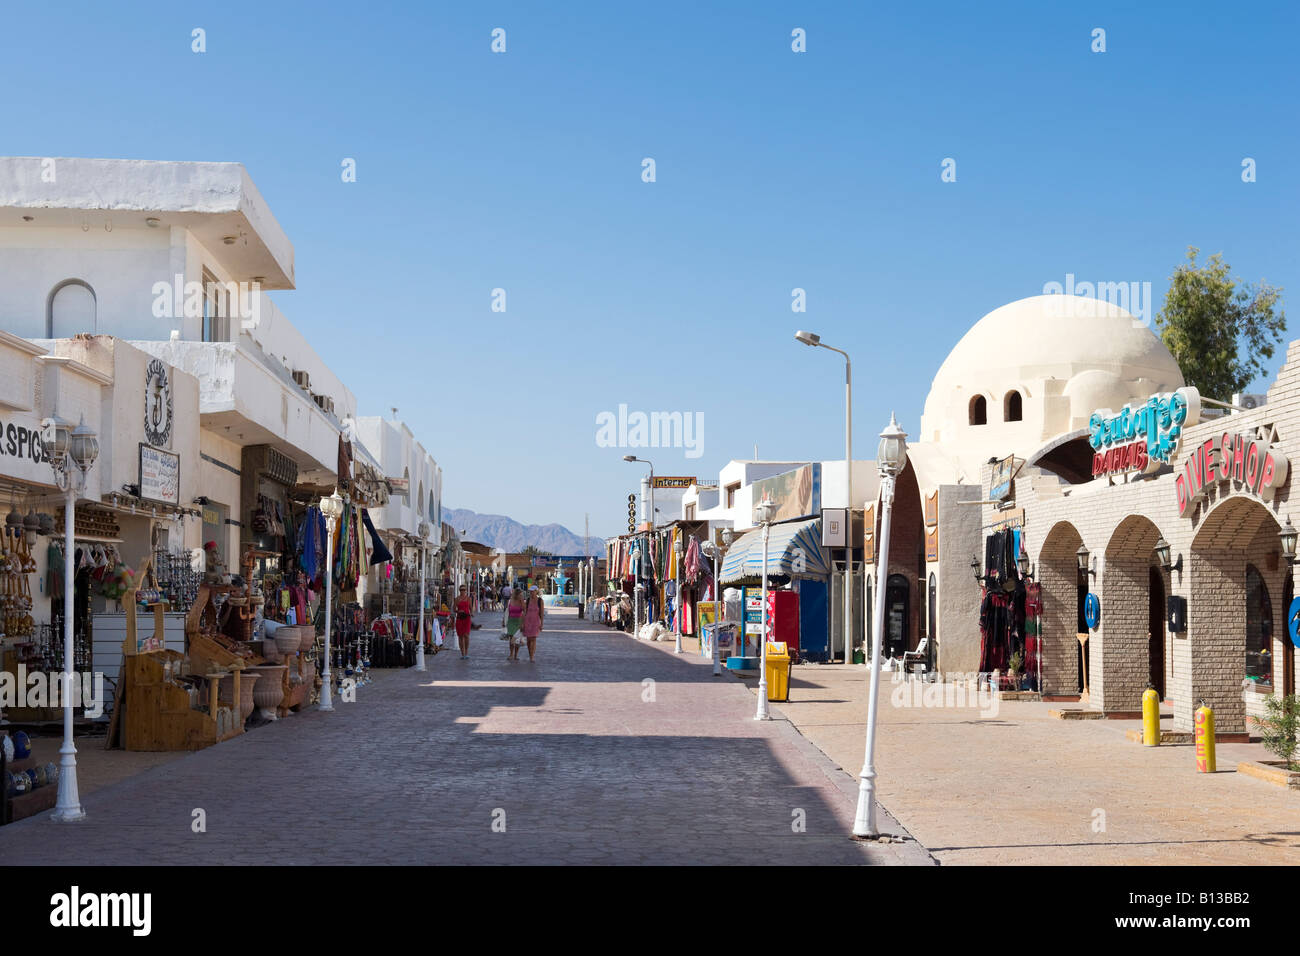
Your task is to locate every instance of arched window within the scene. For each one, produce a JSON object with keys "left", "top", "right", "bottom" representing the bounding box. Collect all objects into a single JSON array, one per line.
[
  {"left": 1246, "top": 564, "right": 1273, "bottom": 684},
  {"left": 969, "top": 395, "right": 987, "bottom": 426},
  {"left": 418, "top": 481, "right": 425, "bottom": 517},
  {"left": 428, "top": 490, "right": 435, "bottom": 521},
  {"left": 1004, "top": 390, "right": 1023, "bottom": 422},
  {"left": 47, "top": 279, "right": 97, "bottom": 337}
]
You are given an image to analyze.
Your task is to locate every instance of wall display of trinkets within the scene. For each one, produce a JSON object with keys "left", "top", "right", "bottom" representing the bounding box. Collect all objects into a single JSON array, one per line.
[{"left": 0, "top": 517, "right": 37, "bottom": 638}]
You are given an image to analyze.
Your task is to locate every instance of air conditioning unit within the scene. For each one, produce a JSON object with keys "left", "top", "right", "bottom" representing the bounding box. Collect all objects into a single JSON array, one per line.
[
  {"left": 292, "top": 369, "right": 312, "bottom": 391},
  {"left": 1232, "top": 393, "right": 1267, "bottom": 412},
  {"left": 314, "top": 394, "right": 335, "bottom": 415}
]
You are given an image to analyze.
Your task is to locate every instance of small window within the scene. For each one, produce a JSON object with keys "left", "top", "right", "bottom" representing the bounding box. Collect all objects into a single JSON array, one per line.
[
  {"left": 48, "top": 280, "right": 97, "bottom": 337},
  {"left": 725, "top": 482, "right": 741, "bottom": 508},
  {"left": 202, "top": 269, "right": 230, "bottom": 342},
  {"left": 969, "top": 395, "right": 987, "bottom": 426},
  {"left": 1004, "top": 390, "right": 1023, "bottom": 422}
]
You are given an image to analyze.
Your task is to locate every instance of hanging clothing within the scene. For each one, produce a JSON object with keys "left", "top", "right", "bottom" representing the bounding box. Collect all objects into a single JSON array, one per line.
[{"left": 361, "top": 509, "right": 393, "bottom": 565}]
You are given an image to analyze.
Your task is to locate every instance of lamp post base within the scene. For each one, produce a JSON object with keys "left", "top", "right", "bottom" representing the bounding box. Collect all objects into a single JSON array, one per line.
[
  {"left": 51, "top": 745, "right": 85, "bottom": 822},
  {"left": 319, "top": 675, "right": 334, "bottom": 712},
  {"left": 415, "top": 646, "right": 426, "bottom": 672}
]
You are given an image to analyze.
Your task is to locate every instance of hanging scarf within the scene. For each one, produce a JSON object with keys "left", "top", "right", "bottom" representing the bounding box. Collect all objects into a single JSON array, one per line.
[{"left": 361, "top": 509, "right": 393, "bottom": 565}]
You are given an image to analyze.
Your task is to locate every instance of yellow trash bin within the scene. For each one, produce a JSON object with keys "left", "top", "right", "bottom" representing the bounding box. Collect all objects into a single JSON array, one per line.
[{"left": 765, "top": 642, "right": 791, "bottom": 702}]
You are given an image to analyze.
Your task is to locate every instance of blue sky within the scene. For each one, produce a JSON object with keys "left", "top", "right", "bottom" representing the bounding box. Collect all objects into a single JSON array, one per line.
[{"left": 3, "top": 1, "right": 1296, "bottom": 538}]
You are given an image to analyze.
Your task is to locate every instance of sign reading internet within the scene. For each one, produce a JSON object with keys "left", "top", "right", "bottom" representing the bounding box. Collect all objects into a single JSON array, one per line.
[{"left": 1089, "top": 387, "right": 1200, "bottom": 478}]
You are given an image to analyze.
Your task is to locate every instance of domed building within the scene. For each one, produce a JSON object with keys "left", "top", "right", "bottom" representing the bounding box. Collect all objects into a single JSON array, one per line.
[{"left": 918, "top": 295, "right": 1184, "bottom": 484}]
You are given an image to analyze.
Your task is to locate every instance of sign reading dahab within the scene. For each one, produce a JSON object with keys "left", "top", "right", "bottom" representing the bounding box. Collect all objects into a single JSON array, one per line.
[{"left": 1089, "top": 386, "right": 1200, "bottom": 478}]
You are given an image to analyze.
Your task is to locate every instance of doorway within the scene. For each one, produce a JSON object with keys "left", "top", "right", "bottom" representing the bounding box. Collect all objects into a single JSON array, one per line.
[
  {"left": 1285, "top": 574, "right": 1295, "bottom": 697},
  {"left": 1148, "top": 565, "right": 1166, "bottom": 699},
  {"left": 885, "top": 573, "right": 910, "bottom": 658},
  {"left": 1076, "top": 570, "right": 1088, "bottom": 694}
]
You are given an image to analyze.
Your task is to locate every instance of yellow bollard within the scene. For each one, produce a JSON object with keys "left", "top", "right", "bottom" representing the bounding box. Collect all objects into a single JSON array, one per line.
[
  {"left": 1142, "top": 685, "right": 1160, "bottom": 746},
  {"left": 1194, "top": 700, "right": 1216, "bottom": 773}
]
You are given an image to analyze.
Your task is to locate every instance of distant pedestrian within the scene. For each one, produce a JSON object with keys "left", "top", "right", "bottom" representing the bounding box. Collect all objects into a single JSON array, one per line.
[
  {"left": 522, "top": 584, "right": 545, "bottom": 662},
  {"left": 455, "top": 586, "right": 473, "bottom": 658},
  {"left": 504, "top": 587, "right": 526, "bottom": 661}
]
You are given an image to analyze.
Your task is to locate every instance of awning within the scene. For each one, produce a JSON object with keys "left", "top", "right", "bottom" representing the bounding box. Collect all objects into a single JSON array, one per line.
[{"left": 719, "top": 517, "right": 830, "bottom": 584}]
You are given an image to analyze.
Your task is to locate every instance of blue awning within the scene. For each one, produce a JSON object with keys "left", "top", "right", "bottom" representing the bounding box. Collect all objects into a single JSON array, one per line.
[{"left": 719, "top": 517, "right": 830, "bottom": 584}]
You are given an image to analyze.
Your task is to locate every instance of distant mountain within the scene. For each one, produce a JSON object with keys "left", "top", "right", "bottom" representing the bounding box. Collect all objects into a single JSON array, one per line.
[{"left": 445, "top": 508, "right": 605, "bottom": 556}]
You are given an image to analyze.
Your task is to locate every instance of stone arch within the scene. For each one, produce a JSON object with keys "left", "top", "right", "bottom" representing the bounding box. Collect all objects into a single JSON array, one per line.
[
  {"left": 1037, "top": 519, "right": 1083, "bottom": 696},
  {"left": 1003, "top": 389, "right": 1023, "bottom": 422},
  {"left": 883, "top": 459, "right": 926, "bottom": 657},
  {"left": 1186, "top": 495, "right": 1285, "bottom": 733},
  {"left": 1097, "top": 514, "right": 1165, "bottom": 714}
]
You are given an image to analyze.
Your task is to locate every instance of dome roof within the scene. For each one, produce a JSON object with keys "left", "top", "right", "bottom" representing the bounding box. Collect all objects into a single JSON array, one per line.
[{"left": 922, "top": 295, "right": 1183, "bottom": 428}]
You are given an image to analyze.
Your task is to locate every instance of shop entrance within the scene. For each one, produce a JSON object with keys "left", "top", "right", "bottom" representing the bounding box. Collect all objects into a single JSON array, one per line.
[
  {"left": 1038, "top": 520, "right": 1085, "bottom": 697},
  {"left": 1148, "top": 565, "right": 1166, "bottom": 699},
  {"left": 885, "top": 573, "right": 910, "bottom": 658}
]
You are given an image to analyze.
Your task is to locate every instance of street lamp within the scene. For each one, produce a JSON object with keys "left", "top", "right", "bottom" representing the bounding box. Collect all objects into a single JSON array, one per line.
[
  {"left": 703, "top": 539, "right": 726, "bottom": 676},
  {"left": 797, "top": 330, "right": 854, "bottom": 664},
  {"left": 853, "top": 412, "right": 908, "bottom": 839},
  {"left": 754, "top": 496, "right": 777, "bottom": 720},
  {"left": 40, "top": 413, "right": 98, "bottom": 822},
  {"left": 319, "top": 491, "right": 344, "bottom": 711},
  {"left": 1280, "top": 518, "right": 1298, "bottom": 565},
  {"left": 415, "top": 521, "right": 430, "bottom": 671}
]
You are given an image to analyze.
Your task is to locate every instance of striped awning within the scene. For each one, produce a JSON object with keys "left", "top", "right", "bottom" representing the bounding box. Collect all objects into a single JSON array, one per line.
[{"left": 719, "top": 517, "right": 830, "bottom": 584}]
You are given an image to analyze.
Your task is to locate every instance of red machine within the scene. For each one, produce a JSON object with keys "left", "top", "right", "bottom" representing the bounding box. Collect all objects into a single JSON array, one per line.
[{"left": 765, "top": 590, "right": 801, "bottom": 660}]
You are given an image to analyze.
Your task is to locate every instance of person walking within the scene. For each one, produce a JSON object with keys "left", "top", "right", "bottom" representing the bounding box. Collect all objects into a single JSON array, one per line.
[
  {"left": 522, "top": 584, "right": 545, "bottom": 662},
  {"left": 455, "top": 586, "right": 473, "bottom": 659},
  {"left": 504, "top": 587, "right": 526, "bottom": 661}
]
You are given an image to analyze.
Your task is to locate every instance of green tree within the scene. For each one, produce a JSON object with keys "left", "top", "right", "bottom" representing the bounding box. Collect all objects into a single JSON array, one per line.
[
  {"left": 1253, "top": 693, "right": 1300, "bottom": 772},
  {"left": 519, "top": 545, "right": 553, "bottom": 557},
  {"left": 1155, "top": 247, "right": 1286, "bottom": 400}
]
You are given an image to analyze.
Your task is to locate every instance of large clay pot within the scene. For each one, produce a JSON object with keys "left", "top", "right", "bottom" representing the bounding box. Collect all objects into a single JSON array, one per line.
[
  {"left": 297, "top": 626, "right": 318, "bottom": 653},
  {"left": 246, "top": 664, "right": 286, "bottom": 720},
  {"left": 235, "top": 671, "right": 261, "bottom": 723},
  {"left": 274, "top": 629, "right": 300, "bottom": 658}
]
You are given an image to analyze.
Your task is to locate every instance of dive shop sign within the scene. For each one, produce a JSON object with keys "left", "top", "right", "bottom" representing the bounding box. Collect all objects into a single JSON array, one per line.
[
  {"left": 1174, "top": 431, "right": 1288, "bottom": 518},
  {"left": 1089, "top": 387, "right": 1200, "bottom": 478}
]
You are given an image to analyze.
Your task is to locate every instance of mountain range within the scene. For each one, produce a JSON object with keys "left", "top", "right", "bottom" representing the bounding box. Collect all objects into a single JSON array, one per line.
[{"left": 444, "top": 508, "right": 605, "bottom": 556}]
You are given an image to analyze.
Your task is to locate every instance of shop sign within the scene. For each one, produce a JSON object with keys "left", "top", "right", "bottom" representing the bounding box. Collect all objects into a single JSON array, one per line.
[
  {"left": 924, "top": 526, "right": 939, "bottom": 562},
  {"left": 1288, "top": 596, "right": 1300, "bottom": 649},
  {"left": 1083, "top": 592, "right": 1101, "bottom": 629},
  {"left": 652, "top": 476, "right": 695, "bottom": 489},
  {"left": 386, "top": 477, "right": 409, "bottom": 497},
  {"left": 1173, "top": 431, "right": 1288, "bottom": 518},
  {"left": 1089, "top": 386, "right": 1201, "bottom": 477},
  {"left": 923, "top": 491, "right": 938, "bottom": 527},
  {"left": 0, "top": 413, "right": 51, "bottom": 484},
  {"left": 822, "top": 508, "right": 848, "bottom": 547},
  {"left": 139, "top": 443, "right": 180, "bottom": 505},
  {"left": 990, "top": 456, "right": 1015, "bottom": 501}
]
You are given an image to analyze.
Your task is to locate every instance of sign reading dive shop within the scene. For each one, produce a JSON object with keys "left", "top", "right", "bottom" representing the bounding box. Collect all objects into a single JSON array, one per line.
[
  {"left": 1089, "top": 387, "right": 1201, "bottom": 477},
  {"left": 1174, "top": 430, "right": 1288, "bottom": 517}
]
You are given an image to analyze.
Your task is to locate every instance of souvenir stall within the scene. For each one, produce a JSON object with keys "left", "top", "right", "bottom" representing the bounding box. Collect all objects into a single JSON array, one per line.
[{"left": 975, "top": 525, "right": 1040, "bottom": 691}]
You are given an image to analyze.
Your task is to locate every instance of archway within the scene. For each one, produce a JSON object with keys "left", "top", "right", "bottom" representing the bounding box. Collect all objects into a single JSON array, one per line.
[
  {"left": 1186, "top": 496, "right": 1285, "bottom": 733},
  {"left": 47, "top": 279, "right": 97, "bottom": 337},
  {"left": 1037, "top": 520, "right": 1083, "bottom": 697},
  {"left": 1284, "top": 572, "right": 1295, "bottom": 698},
  {"left": 1098, "top": 514, "right": 1166, "bottom": 714},
  {"left": 883, "top": 459, "right": 925, "bottom": 657}
]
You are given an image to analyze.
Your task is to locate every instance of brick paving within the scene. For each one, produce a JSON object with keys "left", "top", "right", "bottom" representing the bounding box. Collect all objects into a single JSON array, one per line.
[
  {"left": 0, "top": 609, "right": 931, "bottom": 865},
  {"left": 742, "top": 659, "right": 1300, "bottom": 866}
]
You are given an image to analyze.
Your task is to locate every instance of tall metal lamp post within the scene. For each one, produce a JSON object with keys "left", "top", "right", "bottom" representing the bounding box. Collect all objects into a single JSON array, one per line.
[
  {"left": 853, "top": 413, "right": 908, "bottom": 838},
  {"left": 319, "top": 491, "right": 344, "bottom": 711},
  {"left": 40, "top": 414, "right": 98, "bottom": 822},
  {"left": 704, "top": 538, "right": 726, "bottom": 676},
  {"left": 415, "top": 520, "right": 430, "bottom": 671},
  {"left": 673, "top": 533, "right": 685, "bottom": 654},
  {"left": 754, "top": 496, "right": 777, "bottom": 720},
  {"left": 795, "top": 330, "right": 853, "bottom": 663}
]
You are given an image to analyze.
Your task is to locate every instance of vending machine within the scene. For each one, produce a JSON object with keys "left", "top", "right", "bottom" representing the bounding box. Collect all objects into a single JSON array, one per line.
[{"left": 765, "top": 589, "right": 801, "bottom": 660}]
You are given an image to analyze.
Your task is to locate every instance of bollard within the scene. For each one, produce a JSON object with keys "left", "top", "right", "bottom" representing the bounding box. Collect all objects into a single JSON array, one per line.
[
  {"left": 1142, "top": 685, "right": 1160, "bottom": 746},
  {"left": 1194, "top": 699, "right": 1216, "bottom": 773}
]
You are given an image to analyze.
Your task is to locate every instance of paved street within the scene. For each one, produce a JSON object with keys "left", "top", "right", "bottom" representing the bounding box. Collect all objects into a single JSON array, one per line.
[
  {"left": 0, "top": 609, "right": 929, "bottom": 865},
  {"left": 748, "top": 661, "right": 1300, "bottom": 866}
]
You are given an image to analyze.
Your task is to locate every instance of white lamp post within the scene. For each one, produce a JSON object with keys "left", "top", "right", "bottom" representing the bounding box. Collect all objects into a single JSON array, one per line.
[
  {"left": 415, "top": 520, "right": 430, "bottom": 671},
  {"left": 704, "top": 539, "right": 724, "bottom": 676},
  {"left": 39, "top": 414, "right": 97, "bottom": 822},
  {"left": 795, "top": 330, "right": 853, "bottom": 663},
  {"left": 854, "top": 413, "right": 908, "bottom": 838},
  {"left": 754, "top": 496, "right": 777, "bottom": 720},
  {"left": 319, "top": 491, "right": 344, "bottom": 711}
]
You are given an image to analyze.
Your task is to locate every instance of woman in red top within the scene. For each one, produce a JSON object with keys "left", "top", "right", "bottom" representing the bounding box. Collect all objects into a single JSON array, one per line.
[{"left": 455, "top": 586, "right": 473, "bottom": 659}]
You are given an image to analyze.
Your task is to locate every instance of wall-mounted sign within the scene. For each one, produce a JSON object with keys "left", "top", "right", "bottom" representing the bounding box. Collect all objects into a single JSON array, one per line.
[
  {"left": 0, "top": 413, "right": 50, "bottom": 484},
  {"left": 862, "top": 504, "right": 875, "bottom": 564},
  {"left": 143, "top": 358, "right": 173, "bottom": 448},
  {"left": 1083, "top": 592, "right": 1101, "bottom": 630},
  {"left": 822, "top": 508, "right": 848, "bottom": 547},
  {"left": 386, "top": 477, "right": 410, "bottom": 497},
  {"left": 924, "top": 491, "right": 938, "bottom": 527},
  {"left": 924, "top": 526, "right": 939, "bottom": 562},
  {"left": 1288, "top": 596, "right": 1300, "bottom": 649},
  {"left": 1174, "top": 430, "right": 1289, "bottom": 518},
  {"left": 1089, "top": 386, "right": 1201, "bottom": 477},
  {"left": 139, "top": 443, "right": 180, "bottom": 505},
  {"left": 990, "top": 456, "right": 1016, "bottom": 501},
  {"left": 652, "top": 476, "right": 696, "bottom": 489}
]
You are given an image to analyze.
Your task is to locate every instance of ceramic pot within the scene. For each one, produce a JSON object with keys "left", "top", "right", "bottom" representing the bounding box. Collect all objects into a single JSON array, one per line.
[
  {"left": 261, "top": 638, "right": 283, "bottom": 662},
  {"left": 246, "top": 664, "right": 286, "bottom": 720},
  {"left": 297, "top": 626, "right": 317, "bottom": 653},
  {"left": 235, "top": 671, "right": 261, "bottom": 723},
  {"left": 274, "top": 629, "right": 300, "bottom": 658}
]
